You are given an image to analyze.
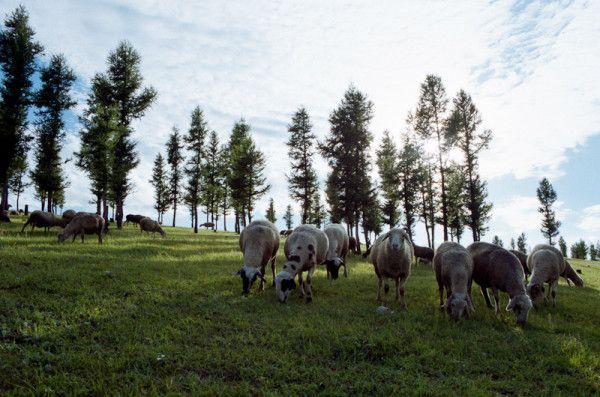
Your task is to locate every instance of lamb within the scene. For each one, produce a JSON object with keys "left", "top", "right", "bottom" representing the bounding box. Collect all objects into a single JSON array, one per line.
[
  {"left": 526, "top": 244, "right": 567, "bottom": 306},
  {"left": 323, "top": 224, "right": 350, "bottom": 280},
  {"left": 348, "top": 236, "right": 358, "bottom": 254},
  {"left": 139, "top": 217, "right": 166, "bottom": 237},
  {"left": 367, "top": 228, "right": 413, "bottom": 309},
  {"left": 561, "top": 261, "right": 584, "bottom": 287},
  {"left": 275, "top": 225, "right": 329, "bottom": 303},
  {"left": 58, "top": 213, "right": 105, "bottom": 244},
  {"left": 508, "top": 250, "right": 531, "bottom": 281},
  {"left": 413, "top": 243, "right": 434, "bottom": 266},
  {"left": 20, "top": 210, "right": 66, "bottom": 233},
  {"left": 434, "top": 242, "right": 474, "bottom": 320},
  {"left": 468, "top": 242, "right": 532, "bottom": 326},
  {"left": 237, "top": 220, "right": 280, "bottom": 295},
  {"left": 62, "top": 209, "right": 77, "bottom": 223},
  {"left": 125, "top": 214, "right": 145, "bottom": 227}
]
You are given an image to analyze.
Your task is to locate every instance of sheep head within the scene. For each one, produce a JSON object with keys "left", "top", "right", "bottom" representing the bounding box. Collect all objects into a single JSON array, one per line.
[
  {"left": 237, "top": 266, "right": 265, "bottom": 295},
  {"left": 445, "top": 293, "right": 468, "bottom": 320},
  {"left": 275, "top": 266, "right": 297, "bottom": 303},
  {"left": 506, "top": 294, "right": 532, "bottom": 327},
  {"left": 324, "top": 257, "right": 344, "bottom": 280},
  {"left": 526, "top": 283, "right": 544, "bottom": 303}
]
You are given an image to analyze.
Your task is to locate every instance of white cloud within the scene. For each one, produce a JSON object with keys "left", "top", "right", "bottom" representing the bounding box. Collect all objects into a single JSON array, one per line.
[{"left": 578, "top": 204, "right": 600, "bottom": 233}]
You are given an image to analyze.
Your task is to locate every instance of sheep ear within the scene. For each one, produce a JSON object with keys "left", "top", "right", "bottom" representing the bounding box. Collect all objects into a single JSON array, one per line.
[{"left": 506, "top": 298, "right": 515, "bottom": 311}]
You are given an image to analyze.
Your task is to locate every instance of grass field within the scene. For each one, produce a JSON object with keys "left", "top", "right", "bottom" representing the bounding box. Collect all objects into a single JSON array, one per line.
[{"left": 1, "top": 216, "right": 599, "bottom": 395}]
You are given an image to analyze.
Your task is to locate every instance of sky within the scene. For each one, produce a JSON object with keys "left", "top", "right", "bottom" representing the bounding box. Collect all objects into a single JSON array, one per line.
[{"left": 3, "top": 0, "right": 600, "bottom": 250}]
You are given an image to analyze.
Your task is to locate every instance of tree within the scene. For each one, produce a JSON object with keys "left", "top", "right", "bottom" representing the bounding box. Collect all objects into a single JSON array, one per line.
[
  {"left": 287, "top": 107, "right": 318, "bottom": 224},
  {"left": 414, "top": 75, "right": 450, "bottom": 241},
  {"left": 30, "top": 54, "right": 76, "bottom": 211},
  {"left": 416, "top": 159, "right": 437, "bottom": 248},
  {"left": 166, "top": 127, "right": 184, "bottom": 227},
  {"left": 446, "top": 164, "right": 465, "bottom": 242},
  {"left": 361, "top": 190, "right": 382, "bottom": 250},
  {"left": 558, "top": 236, "right": 567, "bottom": 257},
  {"left": 266, "top": 197, "right": 277, "bottom": 223},
  {"left": 319, "top": 85, "right": 374, "bottom": 248},
  {"left": 376, "top": 130, "right": 400, "bottom": 228},
  {"left": 516, "top": 233, "right": 527, "bottom": 254},
  {"left": 92, "top": 41, "right": 157, "bottom": 228},
  {"left": 8, "top": 156, "right": 29, "bottom": 211},
  {"left": 184, "top": 107, "right": 209, "bottom": 233},
  {"left": 537, "top": 177, "right": 561, "bottom": 245},
  {"left": 149, "top": 153, "right": 170, "bottom": 223},
  {"left": 284, "top": 205, "right": 294, "bottom": 230},
  {"left": 445, "top": 90, "right": 492, "bottom": 241},
  {"left": 492, "top": 235, "right": 503, "bottom": 247},
  {"left": 308, "top": 191, "right": 326, "bottom": 228},
  {"left": 0, "top": 6, "right": 43, "bottom": 210},
  {"left": 202, "top": 131, "right": 224, "bottom": 228},
  {"left": 218, "top": 144, "right": 231, "bottom": 231},
  {"left": 589, "top": 244, "right": 597, "bottom": 261},
  {"left": 397, "top": 133, "right": 421, "bottom": 240},
  {"left": 510, "top": 238, "right": 516, "bottom": 250},
  {"left": 570, "top": 240, "right": 588, "bottom": 260}
]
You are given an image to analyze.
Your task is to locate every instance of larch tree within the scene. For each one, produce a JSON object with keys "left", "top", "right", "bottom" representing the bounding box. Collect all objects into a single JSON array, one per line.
[
  {"left": 375, "top": 130, "right": 400, "bottom": 228},
  {"left": 445, "top": 89, "right": 492, "bottom": 242},
  {"left": 397, "top": 133, "right": 422, "bottom": 240},
  {"left": 517, "top": 233, "right": 527, "bottom": 254},
  {"left": 558, "top": 236, "right": 567, "bottom": 257},
  {"left": 416, "top": 159, "right": 438, "bottom": 248},
  {"left": 537, "top": 177, "right": 561, "bottom": 245},
  {"left": 30, "top": 54, "right": 76, "bottom": 211},
  {"left": 227, "top": 119, "right": 251, "bottom": 232},
  {"left": 510, "top": 238, "right": 516, "bottom": 250},
  {"left": 91, "top": 41, "right": 157, "bottom": 228},
  {"left": 202, "top": 130, "right": 224, "bottom": 228},
  {"left": 266, "top": 197, "right": 277, "bottom": 224},
  {"left": 0, "top": 6, "right": 43, "bottom": 211},
  {"left": 446, "top": 163, "right": 466, "bottom": 243},
  {"left": 283, "top": 204, "right": 294, "bottom": 230},
  {"left": 166, "top": 127, "right": 184, "bottom": 227},
  {"left": 309, "top": 191, "right": 326, "bottom": 228},
  {"left": 8, "top": 156, "right": 29, "bottom": 212},
  {"left": 149, "top": 153, "right": 170, "bottom": 223},
  {"left": 414, "top": 75, "right": 450, "bottom": 241},
  {"left": 286, "top": 107, "right": 319, "bottom": 224},
  {"left": 492, "top": 235, "right": 503, "bottom": 247},
  {"left": 218, "top": 144, "right": 231, "bottom": 231},
  {"left": 184, "top": 107, "right": 209, "bottom": 233}
]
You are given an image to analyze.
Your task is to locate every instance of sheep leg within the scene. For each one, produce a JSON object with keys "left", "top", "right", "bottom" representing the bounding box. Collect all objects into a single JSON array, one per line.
[
  {"left": 20, "top": 220, "right": 30, "bottom": 234},
  {"left": 72, "top": 234, "right": 76, "bottom": 242},
  {"left": 480, "top": 287, "right": 493, "bottom": 309},
  {"left": 343, "top": 254, "right": 348, "bottom": 278},
  {"left": 270, "top": 257, "right": 276, "bottom": 287},
  {"left": 383, "top": 278, "right": 390, "bottom": 306},
  {"left": 259, "top": 265, "right": 266, "bottom": 291},
  {"left": 298, "top": 272, "right": 305, "bottom": 298},
  {"left": 551, "top": 281, "right": 558, "bottom": 306},
  {"left": 438, "top": 284, "right": 445, "bottom": 309},
  {"left": 305, "top": 267, "right": 315, "bottom": 303},
  {"left": 376, "top": 277, "right": 383, "bottom": 303},
  {"left": 491, "top": 287, "right": 501, "bottom": 316},
  {"left": 81, "top": 234, "right": 85, "bottom": 243},
  {"left": 397, "top": 278, "right": 407, "bottom": 310},
  {"left": 467, "top": 282, "right": 475, "bottom": 312},
  {"left": 98, "top": 231, "right": 102, "bottom": 244}
]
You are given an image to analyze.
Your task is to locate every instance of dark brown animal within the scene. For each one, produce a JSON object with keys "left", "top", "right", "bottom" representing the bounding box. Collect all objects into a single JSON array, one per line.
[
  {"left": 62, "top": 209, "right": 77, "bottom": 223},
  {"left": 201, "top": 222, "right": 215, "bottom": 228},
  {"left": 348, "top": 236, "right": 358, "bottom": 254},
  {"left": 20, "top": 210, "right": 66, "bottom": 233},
  {"left": 509, "top": 249, "right": 531, "bottom": 280},
  {"left": 125, "top": 214, "right": 145, "bottom": 227},
  {"left": 58, "top": 213, "right": 105, "bottom": 244}
]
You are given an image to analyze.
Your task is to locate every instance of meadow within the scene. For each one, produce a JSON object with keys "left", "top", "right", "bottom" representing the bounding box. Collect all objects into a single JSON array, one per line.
[{"left": 1, "top": 217, "right": 599, "bottom": 395}]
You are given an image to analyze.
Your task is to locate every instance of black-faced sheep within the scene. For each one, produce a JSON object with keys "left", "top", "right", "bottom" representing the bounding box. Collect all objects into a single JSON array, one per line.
[
  {"left": 237, "top": 220, "right": 279, "bottom": 294},
  {"left": 58, "top": 213, "right": 105, "bottom": 244},
  {"left": 434, "top": 242, "right": 474, "bottom": 320},
  {"left": 526, "top": 244, "right": 567, "bottom": 306},
  {"left": 367, "top": 228, "right": 413, "bottom": 309},
  {"left": 468, "top": 242, "right": 532, "bottom": 327},
  {"left": 139, "top": 217, "right": 166, "bottom": 237},
  {"left": 275, "top": 225, "right": 329, "bottom": 303},
  {"left": 561, "top": 261, "right": 584, "bottom": 287},
  {"left": 508, "top": 249, "right": 531, "bottom": 281},
  {"left": 20, "top": 210, "right": 66, "bottom": 233},
  {"left": 323, "top": 224, "right": 349, "bottom": 280}
]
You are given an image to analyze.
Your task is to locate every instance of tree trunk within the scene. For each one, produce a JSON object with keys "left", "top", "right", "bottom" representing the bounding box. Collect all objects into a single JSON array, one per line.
[
  {"left": 116, "top": 196, "right": 124, "bottom": 229},
  {"left": 16, "top": 191, "right": 20, "bottom": 212},
  {"left": 103, "top": 204, "right": 109, "bottom": 231},
  {"left": 96, "top": 193, "right": 101, "bottom": 215},
  {"left": 1, "top": 179, "right": 9, "bottom": 211},
  {"left": 172, "top": 201, "right": 177, "bottom": 227},
  {"left": 47, "top": 191, "right": 53, "bottom": 214},
  {"left": 194, "top": 206, "right": 198, "bottom": 234},
  {"left": 354, "top": 222, "right": 361, "bottom": 254},
  {"left": 41, "top": 197, "right": 45, "bottom": 212}
]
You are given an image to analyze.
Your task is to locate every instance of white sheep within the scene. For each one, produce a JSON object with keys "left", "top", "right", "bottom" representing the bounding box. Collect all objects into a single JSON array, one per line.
[
  {"left": 526, "top": 244, "right": 566, "bottom": 306},
  {"left": 367, "top": 228, "right": 413, "bottom": 309},
  {"left": 323, "top": 223, "right": 349, "bottom": 280},
  {"left": 434, "top": 242, "right": 474, "bottom": 320},
  {"left": 275, "top": 225, "right": 329, "bottom": 303},
  {"left": 237, "top": 219, "right": 280, "bottom": 294},
  {"left": 58, "top": 213, "right": 105, "bottom": 244}
]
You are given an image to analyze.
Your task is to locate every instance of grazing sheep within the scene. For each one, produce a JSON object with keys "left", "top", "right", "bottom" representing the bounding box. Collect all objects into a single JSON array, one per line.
[
  {"left": 367, "top": 228, "right": 413, "bottom": 309},
  {"left": 413, "top": 243, "right": 434, "bottom": 266},
  {"left": 62, "top": 209, "right": 77, "bottom": 223},
  {"left": 323, "top": 224, "right": 350, "bottom": 280},
  {"left": 139, "top": 217, "right": 166, "bottom": 237},
  {"left": 561, "top": 261, "right": 584, "bottom": 287},
  {"left": 125, "top": 214, "right": 145, "bottom": 227},
  {"left": 275, "top": 225, "right": 329, "bottom": 303},
  {"left": 20, "top": 210, "right": 66, "bottom": 233},
  {"left": 58, "top": 213, "right": 105, "bottom": 244},
  {"left": 237, "top": 220, "right": 280, "bottom": 294},
  {"left": 527, "top": 244, "right": 567, "bottom": 306},
  {"left": 201, "top": 222, "right": 215, "bottom": 229},
  {"left": 348, "top": 236, "right": 358, "bottom": 254},
  {"left": 509, "top": 250, "right": 531, "bottom": 281},
  {"left": 468, "top": 242, "right": 532, "bottom": 326},
  {"left": 434, "top": 242, "right": 474, "bottom": 320}
]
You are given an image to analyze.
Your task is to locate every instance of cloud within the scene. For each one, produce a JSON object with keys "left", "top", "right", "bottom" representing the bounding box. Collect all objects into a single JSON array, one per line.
[{"left": 578, "top": 204, "right": 600, "bottom": 235}]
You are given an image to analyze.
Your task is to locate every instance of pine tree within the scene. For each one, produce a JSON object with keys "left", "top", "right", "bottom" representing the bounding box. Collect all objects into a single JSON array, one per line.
[
  {"left": 227, "top": 119, "right": 251, "bottom": 232},
  {"left": 446, "top": 163, "right": 465, "bottom": 242},
  {"left": 8, "top": 156, "right": 29, "bottom": 211},
  {"left": 416, "top": 159, "right": 438, "bottom": 248},
  {"left": 92, "top": 41, "right": 157, "bottom": 228},
  {"left": 0, "top": 6, "right": 43, "bottom": 210},
  {"left": 375, "top": 130, "right": 400, "bottom": 228},
  {"left": 589, "top": 244, "right": 597, "bottom": 261},
  {"left": 284, "top": 205, "right": 294, "bottom": 230},
  {"left": 166, "top": 127, "right": 184, "bottom": 227},
  {"left": 149, "top": 153, "right": 170, "bottom": 223},
  {"left": 397, "top": 133, "right": 421, "bottom": 240},
  {"left": 184, "top": 107, "right": 209, "bottom": 233},
  {"left": 445, "top": 90, "right": 492, "bottom": 241},
  {"left": 492, "top": 235, "right": 503, "bottom": 247},
  {"left": 537, "top": 177, "right": 561, "bottom": 245},
  {"left": 287, "top": 107, "right": 318, "bottom": 224},
  {"left": 218, "top": 144, "right": 231, "bottom": 231},
  {"left": 414, "top": 75, "right": 451, "bottom": 241},
  {"left": 570, "top": 240, "right": 587, "bottom": 260},
  {"left": 517, "top": 233, "right": 527, "bottom": 254},
  {"left": 319, "top": 85, "right": 374, "bottom": 248},
  {"left": 202, "top": 131, "right": 224, "bottom": 228},
  {"left": 266, "top": 198, "right": 277, "bottom": 224},
  {"left": 308, "top": 191, "right": 326, "bottom": 228},
  {"left": 558, "top": 236, "right": 567, "bottom": 257},
  {"left": 30, "top": 54, "right": 76, "bottom": 211},
  {"left": 361, "top": 190, "right": 382, "bottom": 250},
  {"left": 510, "top": 238, "right": 516, "bottom": 250}
]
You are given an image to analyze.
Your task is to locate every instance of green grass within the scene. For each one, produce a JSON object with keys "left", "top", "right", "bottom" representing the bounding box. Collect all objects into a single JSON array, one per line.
[{"left": 1, "top": 216, "right": 599, "bottom": 395}]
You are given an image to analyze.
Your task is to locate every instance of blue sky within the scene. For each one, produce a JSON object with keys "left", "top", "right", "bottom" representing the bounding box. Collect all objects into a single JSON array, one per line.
[{"left": 3, "top": 0, "right": 600, "bottom": 249}]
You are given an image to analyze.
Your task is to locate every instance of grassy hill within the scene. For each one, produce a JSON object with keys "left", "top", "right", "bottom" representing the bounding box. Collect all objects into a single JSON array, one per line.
[{"left": 1, "top": 217, "right": 599, "bottom": 395}]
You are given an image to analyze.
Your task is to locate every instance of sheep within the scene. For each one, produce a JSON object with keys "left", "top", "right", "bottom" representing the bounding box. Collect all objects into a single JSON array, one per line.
[
  {"left": 275, "top": 225, "right": 329, "bottom": 303},
  {"left": 434, "top": 242, "right": 474, "bottom": 320},
  {"left": 58, "top": 213, "right": 105, "bottom": 244},
  {"left": 237, "top": 220, "right": 279, "bottom": 294},
  {"left": 139, "top": 217, "right": 166, "bottom": 237},
  {"left": 367, "top": 228, "right": 413, "bottom": 309},
  {"left": 508, "top": 250, "right": 531, "bottom": 281},
  {"left": 200, "top": 222, "right": 215, "bottom": 229},
  {"left": 468, "top": 242, "right": 532, "bottom": 326},
  {"left": 20, "top": 210, "right": 66, "bottom": 233},
  {"left": 526, "top": 244, "right": 567, "bottom": 306},
  {"left": 413, "top": 243, "right": 434, "bottom": 266},
  {"left": 348, "top": 236, "right": 358, "bottom": 254},
  {"left": 62, "top": 209, "right": 77, "bottom": 223},
  {"left": 561, "top": 261, "right": 584, "bottom": 287},
  {"left": 323, "top": 224, "right": 350, "bottom": 280},
  {"left": 125, "top": 214, "right": 145, "bottom": 227}
]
